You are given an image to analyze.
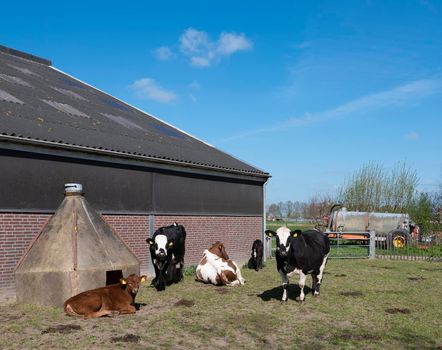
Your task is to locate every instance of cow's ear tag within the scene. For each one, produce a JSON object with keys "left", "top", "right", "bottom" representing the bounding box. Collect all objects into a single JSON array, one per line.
[
  {"left": 293, "top": 233, "right": 298, "bottom": 237},
  {"left": 140, "top": 276, "right": 146, "bottom": 283},
  {"left": 146, "top": 238, "right": 154, "bottom": 246},
  {"left": 168, "top": 241, "right": 174, "bottom": 248},
  {"left": 120, "top": 278, "right": 127, "bottom": 285}
]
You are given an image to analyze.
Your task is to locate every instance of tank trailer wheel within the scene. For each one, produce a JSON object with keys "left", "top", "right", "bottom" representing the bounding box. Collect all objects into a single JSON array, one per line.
[{"left": 387, "top": 230, "right": 411, "bottom": 249}]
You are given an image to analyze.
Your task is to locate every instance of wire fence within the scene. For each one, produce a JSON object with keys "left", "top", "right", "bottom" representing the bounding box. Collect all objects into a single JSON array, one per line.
[{"left": 266, "top": 230, "right": 442, "bottom": 262}]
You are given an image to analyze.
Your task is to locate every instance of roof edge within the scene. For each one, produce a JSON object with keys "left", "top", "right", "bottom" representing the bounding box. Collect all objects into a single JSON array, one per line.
[
  {"left": 0, "top": 45, "right": 52, "bottom": 66},
  {"left": 49, "top": 65, "right": 268, "bottom": 174},
  {"left": 0, "top": 134, "right": 271, "bottom": 179}
]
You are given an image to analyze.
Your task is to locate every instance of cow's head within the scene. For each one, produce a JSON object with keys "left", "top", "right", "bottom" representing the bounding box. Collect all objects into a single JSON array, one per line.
[
  {"left": 146, "top": 234, "right": 174, "bottom": 259},
  {"left": 208, "top": 241, "right": 230, "bottom": 260},
  {"left": 265, "top": 227, "right": 298, "bottom": 258},
  {"left": 120, "top": 274, "right": 147, "bottom": 295}
]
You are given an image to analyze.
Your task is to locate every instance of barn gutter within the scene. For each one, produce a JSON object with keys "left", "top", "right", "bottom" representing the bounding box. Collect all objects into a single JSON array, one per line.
[
  {"left": 262, "top": 178, "right": 269, "bottom": 262},
  {"left": 0, "top": 135, "right": 270, "bottom": 181}
]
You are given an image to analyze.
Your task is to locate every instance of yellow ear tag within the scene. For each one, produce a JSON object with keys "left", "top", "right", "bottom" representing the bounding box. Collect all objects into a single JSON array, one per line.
[
  {"left": 168, "top": 241, "right": 174, "bottom": 247},
  {"left": 140, "top": 277, "right": 146, "bottom": 283},
  {"left": 120, "top": 278, "right": 127, "bottom": 285},
  {"left": 293, "top": 233, "right": 298, "bottom": 237}
]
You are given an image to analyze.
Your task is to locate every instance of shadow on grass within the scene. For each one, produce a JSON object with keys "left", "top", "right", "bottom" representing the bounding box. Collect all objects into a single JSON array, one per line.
[
  {"left": 257, "top": 284, "right": 312, "bottom": 302},
  {"left": 134, "top": 303, "right": 147, "bottom": 311}
]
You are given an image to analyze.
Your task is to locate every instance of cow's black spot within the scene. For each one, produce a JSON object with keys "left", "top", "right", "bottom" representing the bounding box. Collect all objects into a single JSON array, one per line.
[
  {"left": 385, "top": 308, "right": 411, "bottom": 314},
  {"left": 111, "top": 334, "right": 140, "bottom": 343},
  {"left": 41, "top": 324, "right": 82, "bottom": 334},
  {"left": 339, "top": 291, "right": 363, "bottom": 297}
]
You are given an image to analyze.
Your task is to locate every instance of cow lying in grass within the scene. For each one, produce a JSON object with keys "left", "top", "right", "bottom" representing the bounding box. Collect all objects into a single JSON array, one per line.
[
  {"left": 265, "top": 227, "right": 330, "bottom": 302},
  {"left": 64, "top": 274, "right": 146, "bottom": 319},
  {"left": 196, "top": 241, "right": 245, "bottom": 286}
]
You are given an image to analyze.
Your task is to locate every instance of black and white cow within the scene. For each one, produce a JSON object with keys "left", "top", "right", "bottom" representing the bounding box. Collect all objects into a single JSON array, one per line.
[
  {"left": 265, "top": 227, "right": 330, "bottom": 302},
  {"left": 146, "top": 223, "right": 186, "bottom": 291},
  {"left": 247, "top": 239, "right": 263, "bottom": 271}
]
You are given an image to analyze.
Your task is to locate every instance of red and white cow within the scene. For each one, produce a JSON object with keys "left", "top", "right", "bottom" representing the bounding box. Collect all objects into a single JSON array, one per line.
[{"left": 195, "top": 241, "right": 245, "bottom": 286}]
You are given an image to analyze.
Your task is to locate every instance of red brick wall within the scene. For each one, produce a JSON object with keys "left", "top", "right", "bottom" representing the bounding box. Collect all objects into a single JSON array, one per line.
[
  {"left": 0, "top": 213, "right": 262, "bottom": 300},
  {"left": 155, "top": 216, "right": 263, "bottom": 266},
  {"left": 101, "top": 215, "right": 150, "bottom": 275},
  {"left": 0, "top": 213, "right": 51, "bottom": 299}
]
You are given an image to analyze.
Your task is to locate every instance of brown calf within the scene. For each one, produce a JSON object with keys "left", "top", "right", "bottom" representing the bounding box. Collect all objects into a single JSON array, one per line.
[{"left": 64, "top": 274, "right": 146, "bottom": 319}]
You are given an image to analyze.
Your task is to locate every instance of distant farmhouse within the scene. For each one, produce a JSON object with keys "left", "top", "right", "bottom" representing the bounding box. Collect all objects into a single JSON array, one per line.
[{"left": 0, "top": 45, "right": 270, "bottom": 299}]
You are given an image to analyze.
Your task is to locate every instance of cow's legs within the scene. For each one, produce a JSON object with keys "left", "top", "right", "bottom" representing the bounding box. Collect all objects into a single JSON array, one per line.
[
  {"left": 84, "top": 309, "right": 115, "bottom": 319},
  {"left": 298, "top": 272, "right": 307, "bottom": 302},
  {"left": 279, "top": 269, "right": 289, "bottom": 302},
  {"left": 314, "top": 253, "right": 329, "bottom": 296},
  {"left": 118, "top": 305, "right": 137, "bottom": 315},
  {"left": 233, "top": 261, "right": 245, "bottom": 285},
  {"left": 312, "top": 273, "right": 319, "bottom": 296}
]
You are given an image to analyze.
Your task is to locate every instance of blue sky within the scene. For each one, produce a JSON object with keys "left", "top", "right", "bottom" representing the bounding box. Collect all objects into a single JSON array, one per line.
[{"left": 1, "top": 0, "right": 441, "bottom": 203}]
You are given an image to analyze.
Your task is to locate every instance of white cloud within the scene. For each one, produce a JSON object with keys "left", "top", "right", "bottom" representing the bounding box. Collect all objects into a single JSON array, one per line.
[
  {"left": 404, "top": 132, "right": 419, "bottom": 140},
  {"left": 217, "top": 78, "right": 442, "bottom": 142},
  {"left": 153, "top": 46, "right": 174, "bottom": 61},
  {"left": 216, "top": 32, "right": 253, "bottom": 55},
  {"left": 179, "top": 28, "right": 253, "bottom": 67},
  {"left": 130, "top": 78, "right": 176, "bottom": 103}
]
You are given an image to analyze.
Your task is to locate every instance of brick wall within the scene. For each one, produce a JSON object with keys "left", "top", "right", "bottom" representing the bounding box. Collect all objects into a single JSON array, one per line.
[
  {"left": 0, "top": 213, "right": 51, "bottom": 300},
  {"left": 155, "top": 216, "right": 263, "bottom": 266},
  {"left": 0, "top": 213, "right": 262, "bottom": 301},
  {"left": 101, "top": 214, "right": 150, "bottom": 275}
]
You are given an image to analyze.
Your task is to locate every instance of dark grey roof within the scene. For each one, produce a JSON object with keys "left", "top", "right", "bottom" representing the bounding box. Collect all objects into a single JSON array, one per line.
[{"left": 0, "top": 45, "right": 269, "bottom": 178}]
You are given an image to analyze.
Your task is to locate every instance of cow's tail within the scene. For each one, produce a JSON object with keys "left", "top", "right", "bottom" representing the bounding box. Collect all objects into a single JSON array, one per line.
[{"left": 64, "top": 303, "right": 79, "bottom": 317}]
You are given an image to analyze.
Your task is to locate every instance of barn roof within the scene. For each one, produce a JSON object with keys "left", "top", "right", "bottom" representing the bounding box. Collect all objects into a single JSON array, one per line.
[{"left": 0, "top": 45, "right": 269, "bottom": 179}]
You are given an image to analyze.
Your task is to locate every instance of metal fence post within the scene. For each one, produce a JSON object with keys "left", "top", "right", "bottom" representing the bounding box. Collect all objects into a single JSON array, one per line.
[{"left": 369, "top": 230, "right": 376, "bottom": 259}]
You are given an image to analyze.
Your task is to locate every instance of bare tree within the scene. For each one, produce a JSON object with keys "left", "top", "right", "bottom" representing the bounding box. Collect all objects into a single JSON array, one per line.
[{"left": 337, "top": 162, "right": 418, "bottom": 213}]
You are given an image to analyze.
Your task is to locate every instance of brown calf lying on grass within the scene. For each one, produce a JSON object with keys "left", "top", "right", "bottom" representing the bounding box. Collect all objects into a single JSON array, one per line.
[{"left": 64, "top": 274, "right": 146, "bottom": 319}]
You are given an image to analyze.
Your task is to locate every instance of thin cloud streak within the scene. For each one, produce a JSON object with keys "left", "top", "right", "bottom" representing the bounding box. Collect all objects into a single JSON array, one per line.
[
  {"left": 130, "top": 78, "right": 177, "bottom": 103},
  {"left": 216, "top": 78, "right": 442, "bottom": 143}
]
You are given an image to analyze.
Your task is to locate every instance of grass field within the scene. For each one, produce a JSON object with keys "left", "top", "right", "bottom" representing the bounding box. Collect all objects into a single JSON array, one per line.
[{"left": 1, "top": 259, "right": 441, "bottom": 349}]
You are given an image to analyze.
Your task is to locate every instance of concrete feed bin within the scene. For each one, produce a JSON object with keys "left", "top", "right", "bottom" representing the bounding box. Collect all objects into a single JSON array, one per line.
[{"left": 15, "top": 184, "right": 140, "bottom": 307}]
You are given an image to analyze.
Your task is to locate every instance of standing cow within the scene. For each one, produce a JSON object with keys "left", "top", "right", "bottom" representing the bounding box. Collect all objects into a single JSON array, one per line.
[
  {"left": 265, "top": 227, "right": 330, "bottom": 302},
  {"left": 247, "top": 239, "right": 263, "bottom": 271},
  {"left": 146, "top": 223, "right": 186, "bottom": 291}
]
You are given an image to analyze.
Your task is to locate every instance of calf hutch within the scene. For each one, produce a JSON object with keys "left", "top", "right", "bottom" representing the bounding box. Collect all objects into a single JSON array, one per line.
[{"left": 0, "top": 45, "right": 270, "bottom": 301}]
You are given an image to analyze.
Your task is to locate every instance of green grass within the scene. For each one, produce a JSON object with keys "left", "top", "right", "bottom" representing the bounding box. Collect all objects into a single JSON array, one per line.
[{"left": 1, "top": 259, "right": 441, "bottom": 349}]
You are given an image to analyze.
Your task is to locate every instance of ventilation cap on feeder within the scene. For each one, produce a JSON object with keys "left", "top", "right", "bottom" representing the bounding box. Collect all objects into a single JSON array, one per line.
[{"left": 64, "top": 183, "right": 83, "bottom": 195}]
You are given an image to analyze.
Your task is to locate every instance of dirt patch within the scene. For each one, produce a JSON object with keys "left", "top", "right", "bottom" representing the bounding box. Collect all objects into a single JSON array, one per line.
[
  {"left": 334, "top": 274, "right": 347, "bottom": 277},
  {"left": 41, "top": 324, "right": 82, "bottom": 334},
  {"left": 408, "top": 276, "right": 425, "bottom": 281},
  {"left": 338, "top": 333, "right": 380, "bottom": 341},
  {"left": 0, "top": 315, "right": 22, "bottom": 322},
  {"left": 215, "top": 288, "right": 229, "bottom": 294},
  {"left": 339, "top": 291, "right": 364, "bottom": 297},
  {"left": 385, "top": 308, "right": 411, "bottom": 314},
  {"left": 111, "top": 334, "right": 140, "bottom": 343},
  {"left": 174, "top": 299, "right": 195, "bottom": 307}
]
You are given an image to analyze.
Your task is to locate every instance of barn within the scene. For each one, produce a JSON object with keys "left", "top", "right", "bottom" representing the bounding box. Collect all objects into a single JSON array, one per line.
[{"left": 0, "top": 45, "right": 270, "bottom": 301}]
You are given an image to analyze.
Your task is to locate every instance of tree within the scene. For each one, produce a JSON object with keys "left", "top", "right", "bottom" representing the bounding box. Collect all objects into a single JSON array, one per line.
[
  {"left": 337, "top": 162, "right": 418, "bottom": 213},
  {"left": 408, "top": 192, "right": 434, "bottom": 235}
]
